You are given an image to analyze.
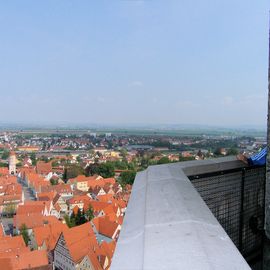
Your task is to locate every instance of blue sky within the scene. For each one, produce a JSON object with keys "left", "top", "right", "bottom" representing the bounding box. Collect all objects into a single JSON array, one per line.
[{"left": 0, "top": 1, "right": 269, "bottom": 127}]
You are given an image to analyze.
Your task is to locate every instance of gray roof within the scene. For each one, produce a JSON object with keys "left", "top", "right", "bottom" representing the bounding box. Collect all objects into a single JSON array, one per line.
[{"left": 111, "top": 157, "right": 250, "bottom": 270}]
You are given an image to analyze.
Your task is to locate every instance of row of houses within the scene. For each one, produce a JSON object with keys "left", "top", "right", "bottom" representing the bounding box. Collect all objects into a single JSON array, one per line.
[
  {"left": 0, "top": 160, "right": 131, "bottom": 269},
  {"left": 0, "top": 226, "right": 50, "bottom": 269},
  {"left": 0, "top": 173, "right": 24, "bottom": 216}
]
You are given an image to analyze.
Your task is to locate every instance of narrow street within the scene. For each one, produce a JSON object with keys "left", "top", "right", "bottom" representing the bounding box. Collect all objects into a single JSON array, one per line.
[
  {"left": 0, "top": 217, "right": 13, "bottom": 235},
  {"left": 22, "top": 185, "right": 36, "bottom": 201},
  {"left": 0, "top": 178, "right": 36, "bottom": 236}
]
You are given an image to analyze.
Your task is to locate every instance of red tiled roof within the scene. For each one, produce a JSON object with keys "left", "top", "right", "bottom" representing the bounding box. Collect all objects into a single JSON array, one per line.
[
  {"left": 92, "top": 217, "right": 120, "bottom": 239},
  {"left": 36, "top": 161, "right": 52, "bottom": 175},
  {"left": 0, "top": 235, "right": 28, "bottom": 256},
  {"left": 41, "top": 184, "right": 72, "bottom": 195},
  {"left": 86, "top": 250, "right": 103, "bottom": 270},
  {"left": 85, "top": 201, "right": 111, "bottom": 213},
  {"left": 0, "top": 168, "right": 9, "bottom": 176},
  {"left": 16, "top": 250, "right": 48, "bottom": 269},
  {"left": 69, "top": 175, "right": 101, "bottom": 184},
  {"left": 0, "top": 194, "right": 22, "bottom": 205},
  {"left": 0, "top": 257, "right": 13, "bottom": 270},
  {"left": 60, "top": 222, "right": 98, "bottom": 263},
  {"left": 96, "top": 194, "right": 114, "bottom": 202},
  {"left": 37, "top": 191, "right": 57, "bottom": 201},
  {"left": 33, "top": 222, "right": 68, "bottom": 251},
  {"left": 0, "top": 175, "right": 17, "bottom": 185},
  {"left": 0, "top": 250, "right": 49, "bottom": 270},
  {"left": 14, "top": 213, "right": 59, "bottom": 229},
  {"left": 95, "top": 240, "right": 116, "bottom": 269},
  {"left": 17, "top": 203, "right": 45, "bottom": 216},
  {"left": 67, "top": 195, "right": 92, "bottom": 205}
]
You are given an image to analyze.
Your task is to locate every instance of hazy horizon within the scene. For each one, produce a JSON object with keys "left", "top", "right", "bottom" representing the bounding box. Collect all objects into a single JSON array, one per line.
[
  {"left": 0, "top": 1, "right": 269, "bottom": 126},
  {"left": 0, "top": 121, "right": 266, "bottom": 131}
]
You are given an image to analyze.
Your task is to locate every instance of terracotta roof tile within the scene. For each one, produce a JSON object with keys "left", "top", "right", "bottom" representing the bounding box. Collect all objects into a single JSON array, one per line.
[
  {"left": 0, "top": 235, "right": 28, "bottom": 257},
  {"left": 14, "top": 213, "right": 59, "bottom": 229},
  {"left": 92, "top": 217, "right": 121, "bottom": 239},
  {"left": 33, "top": 222, "right": 67, "bottom": 251},
  {"left": 86, "top": 250, "right": 103, "bottom": 270},
  {"left": 0, "top": 257, "right": 13, "bottom": 270},
  {"left": 37, "top": 191, "right": 57, "bottom": 201},
  {"left": 59, "top": 222, "right": 98, "bottom": 263},
  {"left": 0, "top": 168, "right": 9, "bottom": 176},
  {"left": 41, "top": 184, "right": 72, "bottom": 195},
  {"left": 0, "top": 249, "right": 49, "bottom": 269},
  {"left": 36, "top": 161, "right": 52, "bottom": 175}
]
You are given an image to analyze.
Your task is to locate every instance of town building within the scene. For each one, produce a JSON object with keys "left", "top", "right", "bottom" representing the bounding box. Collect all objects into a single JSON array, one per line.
[
  {"left": 8, "top": 151, "right": 16, "bottom": 175},
  {"left": 54, "top": 222, "right": 101, "bottom": 270}
]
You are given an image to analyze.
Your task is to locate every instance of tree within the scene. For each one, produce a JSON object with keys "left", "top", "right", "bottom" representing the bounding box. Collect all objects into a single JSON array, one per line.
[
  {"left": 1, "top": 150, "right": 9, "bottom": 160},
  {"left": 0, "top": 162, "right": 8, "bottom": 168},
  {"left": 85, "top": 163, "right": 100, "bottom": 176},
  {"left": 140, "top": 157, "right": 150, "bottom": 168},
  {"left": 63, "top": 168, "right": 67, "bottom": 182},
  {"left": 64, "top": 165, "right": 85, "bottom": 180},
  {"left": 108, "top": 160, "right": 127, "bottom": 170},
  {"left": 75, "top": 209, "right": 81, "bottom": 224},
  {"left": 75, "top": 209, "right": 84, "bottom": 225},
  {"left": 97, "top": 163, "right": 115, "bottom": 178},
  {"left": 178, "top": 156, "right": 195, "bottom": 162},
  {"left": 50, "top": 178, "right": 58, "bottom": 185},
  {"left": 76, "top": 209, "right": 87, "bottom": 225},
  {"left": 86, "top": 163, "right": 115, "bottom": 178},
  {"left": 157, "top": 157, "right": 170, "bottom": 165},
  {"left": 227, "top": 148, "right": 239, "bottom": 156},
  {"left": 30, "top": 153, "right": 36, "bottom": 166},
  {"left": 64, "top": 209, "right": 87, "bottom": 227},
  {"left": 52, "top": 160, "right": 59, "bottom": 167},
  {"left": 127, "top": 161, "right": 136, "bottom": 171},
  {"left": 40, "top": 156, "right": 49, "bottom": 162},
  {"left": 20, "top": 224, "right": 30, "bottom": 246},
  {"left": 89, "top": 149, "right": 95, "bottom": 156},
  {"left": 120, "top": 148, "right": 127, "bottom": 158},
  {"left": 64, "top": 213, "right": 76, "bottom": 228},
  {"left": 85, "top": 205, "right": 94, "bottom": 221},
  {"left": 120, "top": 171, "right": 136, "bottom": 186},
  {"left": 107, "top": 141, "right": 113, "bottom": 149}
]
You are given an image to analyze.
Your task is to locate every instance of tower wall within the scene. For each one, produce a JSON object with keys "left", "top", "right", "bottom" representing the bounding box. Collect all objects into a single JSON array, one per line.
[
  {"left": 265, "top": 26, "right": 270, "bottom": 239},
  {"left": 8, "top": 152, "right": 16, "bottom": 175}
]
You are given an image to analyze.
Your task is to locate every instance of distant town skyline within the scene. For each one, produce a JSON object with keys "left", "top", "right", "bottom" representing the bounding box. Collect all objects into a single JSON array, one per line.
[{"left": 0, "top": 1, "right": 269, "bottom": 126}]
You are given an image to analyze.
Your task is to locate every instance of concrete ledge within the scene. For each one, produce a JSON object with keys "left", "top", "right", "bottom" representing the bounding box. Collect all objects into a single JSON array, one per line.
[{"left": 111, "top": 158, "right": 251, "bottom": 270}]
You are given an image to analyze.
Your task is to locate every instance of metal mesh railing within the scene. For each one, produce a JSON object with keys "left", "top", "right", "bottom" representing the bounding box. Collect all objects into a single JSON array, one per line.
[{"left": 189, "top": 166, "right": 265, "bottom": 262}]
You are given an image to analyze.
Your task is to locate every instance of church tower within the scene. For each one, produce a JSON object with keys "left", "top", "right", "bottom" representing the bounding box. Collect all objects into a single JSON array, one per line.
[{"left": 9, "top": 151, "right": 16, "bottom": 175}]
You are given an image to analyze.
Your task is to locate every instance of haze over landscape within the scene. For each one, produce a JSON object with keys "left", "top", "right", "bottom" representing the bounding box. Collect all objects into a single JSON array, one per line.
[
  {"left": 1, "top": 2, "right": 270, "bottom": 270},
  {"left": 0, "top": 1, "right": 269, "bottom": 128}
]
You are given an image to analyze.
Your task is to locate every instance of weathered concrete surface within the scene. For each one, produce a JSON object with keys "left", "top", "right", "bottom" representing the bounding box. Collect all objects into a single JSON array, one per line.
[{"left": 111, "top": 159, "right": 251, "bottom": 270}]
